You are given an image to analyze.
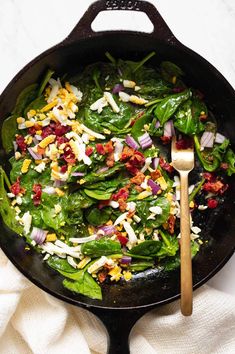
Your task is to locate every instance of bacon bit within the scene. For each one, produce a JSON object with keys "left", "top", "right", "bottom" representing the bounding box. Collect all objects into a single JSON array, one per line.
[
  {"left": 167, "top": 215, "right": 176, "bottom": 234},
  {"left": 32, "top": 183, "right": 42, "bottom": 206},
  {"left": 130, "top": 171, "right": 145, "bottom": 185},
  {"left": 98, "top": 270, "right": 108, "bottom": 283},
  {"left": 104, "top": 141, "right": 114, "bottom": 153},
  {"left": 150, "top": 169, "right": 162, "bottom": 180},
  {"left": 202, "top": 180, "right": 228, "bottom": 195},
  {"left": 10, "top": 177, "right": 25, "bottom": 196},
  {"left": 160, "top": 136, "right": 172, "bottom": 145},
  {"left": 16, "top": 135, "right": 27, "bottom": 153},
  {"left": 118, "top": 199, "right": 127, "bottom": 212},
  {"left": 41, "top": 125, "right": 54, "bottom": 139},
  {"left": 37, "top": 146, "right": 45, "bottom": 155},
  {"left": 203, "top": 172, "right": 215, "bottom": 182},
  {"left": 112, "top": 187, "right": 129, "bottom": 201},
  {"left": 62, "top": 144, "right": 76, "bottom": 164},
  {"left": 121, "top": 146, "right": 135, "bottom": 161},
  {"left": 106, "top": 152, "right": 115, "bottom": 167},
  {"left": 159, "top": 157, "right": 174, "bottom": 173},
  {"left": 117, "top": 233, "right": 128, "bottom": 246},
  {"left": 135, "top": 185, "right": 143, "bottom": 193},
  {"left": 175, "top": 136, "right": 193, "bottom": 150},
  {"left": 126, "top": 151, "right": 145, "bottom": 175},
  {"left": 220, "top": 162, "right": 229, "bottom": 170},
  {"left": 96, "top": 143, "right": 106, "bottom": 155},
  {"left": 85, "top": 146, "right": 94, "bottom": 156},
  {"left": 207, "top": 198, "right": 218, "bottom": 209},
  {"left": 55, "top": 123, "right": 71, "bottom": 136}
]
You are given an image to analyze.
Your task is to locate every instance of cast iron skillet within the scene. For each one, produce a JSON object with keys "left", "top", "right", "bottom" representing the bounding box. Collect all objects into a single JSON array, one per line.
[{"left": 0, "top": 1, "right": 235, "bottom": 353}]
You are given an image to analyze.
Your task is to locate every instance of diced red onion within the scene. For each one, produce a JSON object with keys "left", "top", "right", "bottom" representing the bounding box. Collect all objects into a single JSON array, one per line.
[
  {"left": 13, "top": 141, "right": 18, "bottom": 152},
  {"left": 147, "top": 179, "right": 161, "bottom": 195},
  {"left": 215, "top": 132, "right": 226, "bottom": 144},
  {"left": 71, "top": 172, "right": 85, "bottom": 177},
  {"left": 152, "top": 157, "right": 159, "bottom": 169},
  {"left": 125, "top": 135, "right": 140, "bottom": 150},
  {"left": 98, "top": 225, "right": 116, "bottom": 235},
  {"left": 27, "top": 147, "right": 42, "bottom": 160},
  {"left": 155, "top": 120, "right": 161, "bottom": 129},
  {"left": 163, "top": 120, "right": 175, "bottom": 137},
  {"left": 97, "top": 166, "right": 109, "bottom": 174},
  {"left": 200, "top": 131, "right": 215, "bottom": 148},
  {"left": 53, "top": 180, "right": 64, "bottom": 187},
  {"left": 112, "top": 83, "right": 124, "bottom": 94},
  {"left": 30, "top": 227, "right": 47, "bottom": 245},
  {"left": 121, "top": 255, "right": 132, "bottom": 264},
  {"left": 138, "top": 132, "right": 153, "bottom": 150}
]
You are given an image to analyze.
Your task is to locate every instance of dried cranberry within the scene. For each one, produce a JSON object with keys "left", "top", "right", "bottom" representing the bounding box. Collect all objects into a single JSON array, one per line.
[
  {"left": 57, "top": 136, "right": 69, "bottom": 146},
  {"left": 207, "top": 199, "right": 218, "bottom": 209},
  {"left": 54, "top": 123, "right": 71, "bottom": 136},
  {"left": 32, "top": 184, "right": 42, "bottom": 206},
  {"left": 16, "top": 135, "right": 27, "bottom": 152},
  {"left": 159, "top": 157, "right": 174, "bottom": 173},
  {"left": 175, "top": 136, "right": 193, "bottom": 150},
  {"left": 117, "top": 234, "right": 128, "bottom": 246},
  {"left": 62, "top": 144, "right": 76, "bottom": 164},
  {"left": 112, "top": 187, "right": 129, "bottom": 201},
  {"left": 160, "top": 136, "right": 172, "bottom": 145},
  {"left": 28, "top": 126, "right": 36, "bottom": 135},
  {"left": 60, "top": 165, "right": 68, "bottom": 173},
  {"left": 10, "top": 177, "right": 22, "bottom": 195},
  {"left": 41, "top": 126, "right": 54, "bottom": 139}
]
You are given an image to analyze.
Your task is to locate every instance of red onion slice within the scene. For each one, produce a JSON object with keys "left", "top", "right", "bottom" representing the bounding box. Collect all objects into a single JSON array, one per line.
[
  {"left": 125, "top": 135, "right": 140, "bottom": 150},
  {"left": 96, "top": 166, "right": 109, "bottom": 174},
  {"left": 112, "top": 83, "right": 124, "bottom": 94},
  {"left": 215, "top": 132, "right": 226, "bottom": 144},
  {"left": 155, "top": 120, "right": 161, "bottom": 129},
  {"left": 147, "top": 179, "right": 161, "bottom": 195},
  {"left": 138, "top": 132, "right": 153, "bottom": 150},
  {"left": 27, "top": 147, "right": 42, "bottom": 160},
  {"left": 200, "top": 131, "right": 215, "bottom": 148},
  {"left": 152, "top": 157, "right": 159, "bottom": 169},
  {"left": 98, "top": 225, "right": 116, "bottom": 235},
  {"left": 30, "top": 227, "right": 47, "bottom": 245},
  {"left": 121, "top": 255, "right": 132, "bottom": 264},
  {"left": 163, "top": 120, "right": 175, "bottom": 137},
  {"left": 71, "top": 172, "right": 85, "bottom": 177}
]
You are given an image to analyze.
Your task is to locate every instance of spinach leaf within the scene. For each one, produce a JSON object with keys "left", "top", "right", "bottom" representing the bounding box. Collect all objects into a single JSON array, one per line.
[
  {"left": 135, "top": 197, "right": 170, "bottom": 228},
  {"left": 47, "top": 256, "right": 78, "bottom": 273},
  {"left": 24, "top": 95, "right": 47, "bottom": 116},
  {"left": 1, "top": 115, "right": 17, "bottom": 153},
  {"left": 225, "top": 148, "right": 235, "bottom": 176},
  {"left": 81, "top": 237, "right": 121, "bottom": 257},
  {"left": 84, "top": 189, "right": 112, "bottom": 200},
  {"left": 37, "top": 69, "right": 54, "bottom": 97},
  {"left": 194, "top": 135, "right": 230, "bottom": 172},
  {"left": 157, "top": 230, "right": 179, "bottom": 257},
  {"left": 85, "top": 207, "right": 112, "bottom": 226},
  {"left": 131, "top": 111, "right": 153, "bottom": 139},
  {"left": 12, "top": 83, "right": 38, "bottom": 116},
  {"left": 83, "top": 163, "right": 123, "bottom": 184},
  {"left": 129, "top": 240, "right": 161, "bottom": 256},
  {"left": 160, "top": 61, "right": 184, "bottom": 83},
  {"left": 154, "top": 89, "right": 191, "bottom": 125},
  {"left": 63, "top": 272, "right": 102, "bottom": 300},
  {"left": 0, "top": 167, "right": 23, "bottom": 234},
  {"left": 129, "top": 260, "right": 154, "bottom": 271},
  {"left": 174, "top": 98, "right": 206, "bottom": 135},
  {"left": 67, "top": 191, "right": 94, "bottom": 209}
]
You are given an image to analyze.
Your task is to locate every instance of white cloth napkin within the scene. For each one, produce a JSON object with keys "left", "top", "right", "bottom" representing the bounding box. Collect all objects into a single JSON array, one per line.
[{"left": 0, "top": 249, "right": 235, "bottom": 354}]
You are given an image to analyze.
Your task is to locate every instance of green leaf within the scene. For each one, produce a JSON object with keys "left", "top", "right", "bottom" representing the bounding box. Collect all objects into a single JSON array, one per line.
[
  {"left": 174, "top": 98, "right": 206, "bottom": 135},
  {"left": 37, "top": 69, "right": 54, "bottom": 97},
  {"left": 135, "top": 197, "right": 170, "bottom": 228},
  {"left": 81, "top": 237, "right": 121, "bottom": 257},
  {"left": 85, "top": 207, "right": 112, "bottom": 226},
  {"left": 160, "top": 61, "right": 184, "bottom": 82},
  {"left": 157, "top": 230, "right": 179, "bottom": 257},
  {"left": 12, "top": 83, "right": 38, "bottom": 116},
  {"left": 225, "top": 148, "right": 235, "bottom": 176},
  {"left": 84, "top": 189, "right": 112, "bottom": 200},
  {"left": 1, "top": 115, "right": 17, "bottom": 153},
  {"left": 0, "top": 167, "right": 23, "bottom": 234},
  {"left": 129, "top": 240, "right": 161, "bottom": 257},
  {"left": 129, "top": 260, "right": 154, "bottom": 271},
  {"left": 63, "top": 272, "right": 102, "bottom": 300},
  {"left": 24, "top": 95, "right": 47, "bottom": 116},
  {"left": 131, "top": 111, "right": 152, "bottom": 139},
  {"left": 154, "top": 89, "right": 191, "bottom": 125},
  {"left": 47, "top": 256, "right": 78, "bottom": 273}
]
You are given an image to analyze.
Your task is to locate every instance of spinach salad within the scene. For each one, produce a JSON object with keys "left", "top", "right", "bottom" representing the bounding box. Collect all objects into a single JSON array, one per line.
[{"left": 0, "top": 52, "right": 234, "bottom": 300}]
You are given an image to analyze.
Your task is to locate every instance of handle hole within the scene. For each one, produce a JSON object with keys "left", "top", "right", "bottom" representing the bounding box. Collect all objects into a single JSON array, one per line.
[{"left": 91, "top": 10, "right": 154, "bottom": 33}]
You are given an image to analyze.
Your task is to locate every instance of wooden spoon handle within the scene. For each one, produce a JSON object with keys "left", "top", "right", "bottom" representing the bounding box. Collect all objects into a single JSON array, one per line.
[{"left": 180, "top": 171, "right": 193, "bottom": 316}]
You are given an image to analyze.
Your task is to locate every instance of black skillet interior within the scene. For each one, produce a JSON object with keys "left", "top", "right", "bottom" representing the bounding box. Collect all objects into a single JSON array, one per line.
[{"left": 0, "top": 1, "right": 235, "bottom": 352}]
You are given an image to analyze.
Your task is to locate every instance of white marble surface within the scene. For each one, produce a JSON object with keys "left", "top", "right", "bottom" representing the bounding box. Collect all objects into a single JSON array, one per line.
[{"left": 0, "top": 0, "right": 234, "bottom": 296}]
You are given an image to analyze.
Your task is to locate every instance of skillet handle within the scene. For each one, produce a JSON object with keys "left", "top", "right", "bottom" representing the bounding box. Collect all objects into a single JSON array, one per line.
[
  {"left": 90, "top": 307, "right": 147, "bottom": 354},
  {"left": 64, "top": 0, "right": 177, "bottom": 44}
]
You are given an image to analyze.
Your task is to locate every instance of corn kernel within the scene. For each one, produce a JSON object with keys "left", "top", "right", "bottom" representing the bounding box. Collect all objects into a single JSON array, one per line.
[
  {"left": 17, "top": 117, "right": 25, "bottom": 124},
  {"left": 123, "top": 271, "right": 132, "bottom": 281},
  {"left": 46, "top": 233, "right": 57, "bottom": 242},
  {"left": 156, "top": 176, "right": 168, "bottom": 190},
  {"left": 21, "top": 159, "right": 32, "bottom": 173},
  {"left": 55, "top": 188, "right": 65, "bottom": 197},
  {"left": 25, "top": 121, "right": 35, "bottom": 128},
  {"left": 40, "top": 99, "right": 58, "bottom": 113},
  {"left": 27, "top": 109, "right": 36, "bottom": 118},
  {"left": 39, "top": 135, "right": 56, "bottom": 148},
  {"left": 189, "top": 201, "right": 194, "bottom": 208},
  {"left": 77, "top": 257, "right": 91, "bottom": 269},
  {"left": 36, "top": 130, "right": 42, "bottom": 135}
]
